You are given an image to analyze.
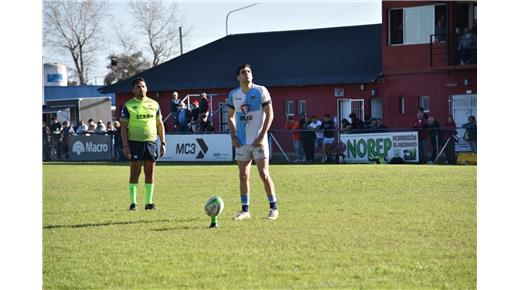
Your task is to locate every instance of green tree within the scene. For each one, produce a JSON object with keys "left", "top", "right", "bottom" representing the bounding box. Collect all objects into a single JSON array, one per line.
[{"left": 104, "top": 52, "right": 151, "bottom": 85}]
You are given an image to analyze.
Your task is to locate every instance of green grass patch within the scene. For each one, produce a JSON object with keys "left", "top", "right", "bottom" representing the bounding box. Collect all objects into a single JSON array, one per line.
[{"left": 43, "top": 163, "right": 476, "bottom": 289}]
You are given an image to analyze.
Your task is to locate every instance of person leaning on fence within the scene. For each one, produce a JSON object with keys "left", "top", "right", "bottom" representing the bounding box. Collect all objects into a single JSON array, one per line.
[
  {"left": 285, "top": 115, "right": 304, "bottom": 162},
  {"left": 340, "top": 118, "right": 352, "bottom": 133},
  {"left": 188, "top": 100, "right": 200, "bottom": 132},
  {"left": 309, "top": 115, "right": 323, "bottom": 159},
  {"left": 300, "top": 114, "right": 315, "bottom": 163},
  {"left": 322, "top": 114, "right": 336, "bottom": 163},
  {"left": 427, "top": 116, "right": 441, "bottom": 163},
  {"left": 42, "top": 121, "right": 51, "bottom": 161},
  {"left": 86, "top": 119, "right": 96, "bottom": 134},
  {"left": 50, "top": 117, "right": 62, "bottom": 160},
  {"left": 199, "top": 92, "right": 209, "bottom": 121},
  {"left": 95, "top": 120, "right": 107, "bottom": 134},
  {"left": 76, "top": 120, "right": 88, "bottom": 135},
  {"left": 375, "top": 119, "right": 387, "bottom": 131},
  {"left": 443, "top": 114, "right": 458, "bottom": 165},
  {"left": 348, "top": 112, "right": 364, "bottom": 133},
  {"left": 112, "top": 121, "right": 124, "bottom": 161},
  {"left": 106, "top": 121, "right": 116, "bottom": 134},
  {"left": 462, "top": 116, "right": 477, "bottom": 153},
  {"left": 197, "top": 113, "right": 215, "bottom": 133},
  {"left": 412, "top": 111, "right": 429, "bottom": 164},
  {"left": 170, "top": 91, "right": 181, "bottom": 130},
  {"left": 61, "top": 120, "right": 76, "bottom": 160},
  {"left": 174, "top": 102, "right": 192, "bottom": 132}
]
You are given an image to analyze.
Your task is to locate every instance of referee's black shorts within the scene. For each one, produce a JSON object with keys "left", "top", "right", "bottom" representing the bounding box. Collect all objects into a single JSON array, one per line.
[{"left": 128, "top": 140, "right": 158, "bottom": 161}]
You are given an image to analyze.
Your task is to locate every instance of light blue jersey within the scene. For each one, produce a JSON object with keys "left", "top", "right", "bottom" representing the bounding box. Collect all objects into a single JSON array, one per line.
[{"left": 227, "top": 84, "right": 272, "bottom": 145}]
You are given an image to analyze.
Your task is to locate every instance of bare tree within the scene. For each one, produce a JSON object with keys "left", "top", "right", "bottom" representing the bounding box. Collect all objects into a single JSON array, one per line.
[
  {"left": 44, "top": 0, "right": 106, "bottom": 85},
  {"left": 128, "top": 1, "right": 185, "bottom": 66}
]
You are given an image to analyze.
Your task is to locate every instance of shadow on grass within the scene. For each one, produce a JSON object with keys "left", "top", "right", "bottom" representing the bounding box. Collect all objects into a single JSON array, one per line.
[
  {"left": 151, "top": 225, "right": 200, "bottom": 231},
  {"left": 43, "top": 217, "right": 200, "bottom": 230},
  {"left": 44, "top": 209, "right": 122, "bottom": 215},
  {"left": 43, "top": 218, "right": 173, "bottom": 230}
]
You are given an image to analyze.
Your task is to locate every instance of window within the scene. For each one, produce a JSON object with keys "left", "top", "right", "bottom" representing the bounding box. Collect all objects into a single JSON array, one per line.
[
  {"left": 389, "top": 9, "right": 403, "bottom": 45},
  {"left": 419, "top": 96, "right": 430, "bottom": 113},
  {"left": 389, "top": 5, "right": 447, "bottom": 45},
  {"left": 404, "top": 6, "right": 434, "bottom": 44},
  {"left": 285, "top": 101, "right": 295, "bottom": 117},
  {"left": 399, "top": 97, "right": 406, "bottom": 114},
  {"left": 371, "top": 99, "right": 384, "bottom": 119},
  {"left": 298, "top": 100, "right": 307, "bottom": 115}
]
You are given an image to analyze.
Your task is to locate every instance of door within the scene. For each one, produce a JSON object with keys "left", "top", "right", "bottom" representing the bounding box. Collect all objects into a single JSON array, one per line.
[
  {"left": 338, "top": 99, "right": 365, "bottom": 123},
  {"left": 451, "top": 94, "right": 477, "bottom": 151}
]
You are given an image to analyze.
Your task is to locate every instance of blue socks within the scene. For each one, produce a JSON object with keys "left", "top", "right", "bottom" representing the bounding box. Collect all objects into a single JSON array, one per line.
[
  {"left": 241, "top": 193, "right": 278, "bottom": 211},
  {"left": 241, "top": 194, "right": 249, "bottom": 212},
  {"left": 268, "top": 193, "right": 277, "bottom": 210}
]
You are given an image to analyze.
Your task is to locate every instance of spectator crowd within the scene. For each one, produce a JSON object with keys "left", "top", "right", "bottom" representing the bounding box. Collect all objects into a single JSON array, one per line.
[{"left": 43, "top": 91, "right": 476, "bottom": 165}]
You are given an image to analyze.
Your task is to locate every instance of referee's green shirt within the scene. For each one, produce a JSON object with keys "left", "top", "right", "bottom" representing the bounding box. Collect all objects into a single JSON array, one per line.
[{"left": 120, "top": 97, "right": 162, "bottom": 142}]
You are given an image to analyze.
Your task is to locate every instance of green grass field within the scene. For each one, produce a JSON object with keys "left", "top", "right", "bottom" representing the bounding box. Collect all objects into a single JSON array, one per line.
[{"left": 43, "top": 163, "right": 476, "bottom": 289}]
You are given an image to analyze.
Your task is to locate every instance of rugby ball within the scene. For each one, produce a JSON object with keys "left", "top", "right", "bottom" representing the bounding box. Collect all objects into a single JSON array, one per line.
[{"left": 204, "top": 196, "right": 224, "bottom": 217}]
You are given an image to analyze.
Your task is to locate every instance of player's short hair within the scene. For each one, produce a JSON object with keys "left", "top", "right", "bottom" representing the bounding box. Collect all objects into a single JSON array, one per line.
[
  {"left": 132, "top": 77, "right": 146, "bottom": 88},
  {"left": 236, "top": 64, "right": 252, "bottom": 76}
]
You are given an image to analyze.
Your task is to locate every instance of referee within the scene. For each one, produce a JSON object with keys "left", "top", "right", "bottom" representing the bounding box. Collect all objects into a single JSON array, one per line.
[{"left": 120, "top": 78, "right": 166, "bottom": 210}]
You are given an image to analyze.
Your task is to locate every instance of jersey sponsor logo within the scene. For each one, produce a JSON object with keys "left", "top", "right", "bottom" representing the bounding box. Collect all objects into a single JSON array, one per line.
[
  {"left": 239, "top": 115, "right": 253, "bottom": 121},
  {"left": 136, "top": 114, "right": 154, "bottom": 119},
  {"left": 240, "top": 104, "right": 251, "bottom": 114}
]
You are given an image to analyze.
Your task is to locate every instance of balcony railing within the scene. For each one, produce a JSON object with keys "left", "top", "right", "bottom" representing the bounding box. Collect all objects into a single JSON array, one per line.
[{"left": 430, "top": 33, "right": 477, "bottom": 67}]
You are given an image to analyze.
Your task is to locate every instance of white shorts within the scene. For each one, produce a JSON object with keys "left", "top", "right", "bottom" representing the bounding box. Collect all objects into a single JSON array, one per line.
[
  {"left": 235, "top": 144, "right": 269, "bottom": 161},
  {"left": 324, "top": 137, "right": 335, "bottom": 144}
]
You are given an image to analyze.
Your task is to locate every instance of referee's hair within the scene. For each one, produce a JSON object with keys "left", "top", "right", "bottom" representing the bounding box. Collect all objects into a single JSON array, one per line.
[
  {"left": 132, "top": 77, "right": 146, "bottom": 88},
  {"left": 236, "top": 64, "right": 252, "bottom": 76}
]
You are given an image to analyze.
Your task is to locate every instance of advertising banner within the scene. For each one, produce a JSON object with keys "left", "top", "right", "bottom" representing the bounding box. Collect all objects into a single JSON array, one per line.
[
  {"left": 69, "top": 135, "right": 113, "bottom": 161},
  {"left": 160, "top": 134, "right": 233, "bottom": 162},
  {"left": 339, "top": 131, "right": 419, "bottom": 163}
]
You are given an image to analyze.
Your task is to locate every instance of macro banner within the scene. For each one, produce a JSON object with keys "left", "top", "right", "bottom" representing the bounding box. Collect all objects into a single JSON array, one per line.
[
  {"left": 160, "top": 134, "right": 233, "bottom": 162},
  {"left": 339, "top": 131, "right": 419, "bottom": 163},
  {"left": 69, "top": 135, "right": 113, "bottom": 161}
]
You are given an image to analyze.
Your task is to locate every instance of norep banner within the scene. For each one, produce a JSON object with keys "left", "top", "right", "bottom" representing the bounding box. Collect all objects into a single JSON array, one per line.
[{"left": 339, "top": 131, "right": 419, "bottom": 163}]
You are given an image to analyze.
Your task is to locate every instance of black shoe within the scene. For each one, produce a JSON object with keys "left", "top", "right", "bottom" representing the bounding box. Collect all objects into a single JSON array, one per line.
[
  {"left": 209, "top": 223, "right": 219, "bottom": 228},
  {"left": 129, "top": 203, "right": 137, "bottom": 211},
  {"left": 145, "top": 203, "right": 157, "bottom": 210}
]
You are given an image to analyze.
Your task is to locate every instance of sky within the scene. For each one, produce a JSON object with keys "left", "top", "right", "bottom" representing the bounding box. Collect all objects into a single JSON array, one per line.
[{"left": 43, "top": 0, "right": 382, "bottom": 85}]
